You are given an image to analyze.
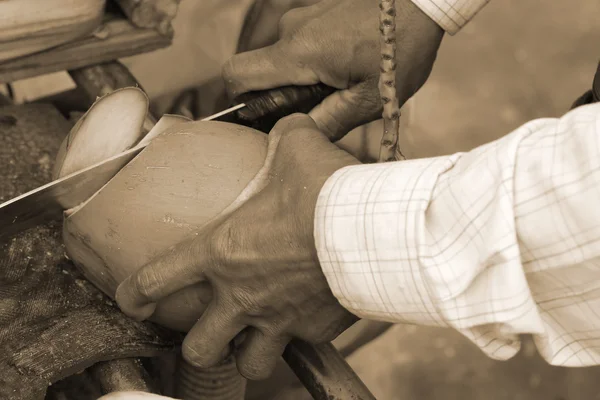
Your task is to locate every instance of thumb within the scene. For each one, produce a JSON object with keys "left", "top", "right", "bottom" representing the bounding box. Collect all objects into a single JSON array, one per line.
[
  {"left": 222, "top": 42, "right": 323, "bottom": 100},
  {"left": 308, "top": 77, "right": 382, "bottom": 141}
]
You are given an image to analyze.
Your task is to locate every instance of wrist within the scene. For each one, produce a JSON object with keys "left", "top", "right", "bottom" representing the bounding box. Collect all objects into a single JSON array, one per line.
[
  {"left": 408, "top": 0, "right": 491, "bottom": 35},
  {"left": 402, "top": 0, "right": 446, "bottom": 34}
]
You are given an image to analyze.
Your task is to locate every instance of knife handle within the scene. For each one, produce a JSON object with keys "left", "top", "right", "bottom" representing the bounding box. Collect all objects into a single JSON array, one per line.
[
  {"left": 230, "top": 83, "right": 337, "bottom": 133},
  {"left": 283, "top": 339, "right": 377, "bottom": 400}
]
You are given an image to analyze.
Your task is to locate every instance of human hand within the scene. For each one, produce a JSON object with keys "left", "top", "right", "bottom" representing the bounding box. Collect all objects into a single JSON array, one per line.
[
  {"left": 223, "top": 0, "right": 444, "bottom": 141},
  {"left": 236, "top": 0, "right": 323, "bottom": 53},
  {"left": 115, "top": 114, "right": 361, "bottom": 380}
]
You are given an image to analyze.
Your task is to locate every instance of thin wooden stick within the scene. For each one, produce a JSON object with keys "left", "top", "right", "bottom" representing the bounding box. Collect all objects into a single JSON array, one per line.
[{"left": 378, "top": 0, "right": 405, "bottom": 162}]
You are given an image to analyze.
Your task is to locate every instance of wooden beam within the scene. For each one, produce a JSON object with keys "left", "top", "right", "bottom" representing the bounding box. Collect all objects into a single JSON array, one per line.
[{"left": 0, "top": 16, "right": 171, "bottom": 83}]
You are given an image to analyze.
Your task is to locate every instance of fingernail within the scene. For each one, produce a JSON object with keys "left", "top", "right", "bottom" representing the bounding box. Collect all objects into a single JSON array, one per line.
[
  {"left": 183, "top": 344, "right": 233, "bottom": 368},
  {"left": 183, "top": 345, "right": 206, "bottom": 368}
]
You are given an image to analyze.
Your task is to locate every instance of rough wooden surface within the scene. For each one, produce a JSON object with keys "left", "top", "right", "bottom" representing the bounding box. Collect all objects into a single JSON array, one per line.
[
  {"left": 0, "top": 0, "right": 105, "bottom": 63},
  {"left": 0, "top": 104, "right": 181, "bottom": 400},
  {"left": 0, "top": 15, "right": 171, "bottom": 83}
]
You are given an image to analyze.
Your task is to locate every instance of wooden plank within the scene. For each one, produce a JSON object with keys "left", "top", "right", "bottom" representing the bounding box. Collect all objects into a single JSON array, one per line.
[
  {"left": 0, "top": 16, "right": 172, "bottom": 83},
  {"left": 0, "top": 0, "right": 105, "bottom": 63}
]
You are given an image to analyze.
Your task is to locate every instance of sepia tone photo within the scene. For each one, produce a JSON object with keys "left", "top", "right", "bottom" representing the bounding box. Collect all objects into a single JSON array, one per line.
[{"left": 0, "top": 0, "right": 599, "bottom": 399}]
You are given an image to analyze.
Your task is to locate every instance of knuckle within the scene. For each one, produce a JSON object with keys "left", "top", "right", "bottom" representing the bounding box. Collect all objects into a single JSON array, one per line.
[
  {"left": 229, "top": 287, "right": 262, "bottom": 315},
  {"left": 278, "top": 124, "right": 322, "bottom": 153},
  {"left": 221, "top": 57, "right": 244, "bottom": 97},
  {"left": 260, "top": 323, "right": 287, "bottom": 338},
  {"left": 251, "top": 316, "right": 291, "bottom": 337},
  {"left": 209, "top": 222, "right": 236, "bottom": 265},
  {"left": 276, "top": 17, "right": 288, "bottom": 38},
  {"left": 273, "top": 32, "right": 309, "bottom": 63},
  {"left": 278, "top": 113, "right": 312, "bottom": 130},
  {"left": 178, "top": 241, "right": 200, "bottom": 269},
  {"left": 221, "top": 57, "right": 238, "bottom": 82},
  {"left": 275, "top": 113, "right": 317, "bottom": 137},
  {"left": 277, "top": 8, "right": 302, "bottom": 38}
]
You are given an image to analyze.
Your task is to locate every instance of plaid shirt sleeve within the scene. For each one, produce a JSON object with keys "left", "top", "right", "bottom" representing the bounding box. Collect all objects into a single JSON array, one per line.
[
  {"left": 314, "top": 103, "right": 600, "bottom": 367},
  {"left": 410, "top": 0, "right": 491, "bottom": 34}
]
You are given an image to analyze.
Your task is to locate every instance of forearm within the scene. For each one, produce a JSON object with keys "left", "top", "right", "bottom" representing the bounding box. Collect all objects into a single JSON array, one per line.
[
  {"left": 410, "top": 0, "right": 491, "bottom": 34},
  {"left": 314, "top": 103, "right": 600, "bottom": 366}
]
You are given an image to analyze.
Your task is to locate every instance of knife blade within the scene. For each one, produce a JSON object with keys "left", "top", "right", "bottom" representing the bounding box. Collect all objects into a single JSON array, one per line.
[{"left": 0, "top": 83, "right": 336, "bottom": 241}]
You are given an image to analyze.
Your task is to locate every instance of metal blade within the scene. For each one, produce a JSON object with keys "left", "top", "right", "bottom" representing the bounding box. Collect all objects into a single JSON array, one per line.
[
  {"left": 0, "top": 146, "right": 145, "bottom": 241},
  {"left": 203, "top": 103, "right": 246, "bottom": 121}
]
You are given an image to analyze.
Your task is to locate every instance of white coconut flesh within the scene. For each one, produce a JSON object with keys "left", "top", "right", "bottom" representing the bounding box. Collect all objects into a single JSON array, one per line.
[
  {"left": 56, "top": 87, "right": 270, "bottom": 332},
  {"left": 53, "top": 87, "right": 150, "bottom": 180}
]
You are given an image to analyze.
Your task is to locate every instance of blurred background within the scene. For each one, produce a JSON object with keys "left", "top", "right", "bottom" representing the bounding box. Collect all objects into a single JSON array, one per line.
[{"left": 4, "top": 0, "right": 600, "bottom": 399}]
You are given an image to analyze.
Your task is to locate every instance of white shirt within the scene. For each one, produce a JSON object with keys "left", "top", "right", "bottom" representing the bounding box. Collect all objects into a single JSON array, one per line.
[{"left": 314, "top": 0, "right": 600, "bottom": 368}]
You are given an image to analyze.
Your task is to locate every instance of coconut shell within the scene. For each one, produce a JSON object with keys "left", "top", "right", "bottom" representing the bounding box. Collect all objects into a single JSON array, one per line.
[
  {"left": 53, "top": 87, "right": 150, "bottom": 180},
  {"left": 137, "top": 113, "right": 191, "bottom": 147},
  {"left": 63, "top": 121, "right": 268, "bottom": 331}
]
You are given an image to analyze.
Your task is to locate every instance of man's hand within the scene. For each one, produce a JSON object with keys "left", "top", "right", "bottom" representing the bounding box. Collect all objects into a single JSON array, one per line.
[
  {"left": 223, "top": 0, "right": 444, "bottom": 141},
  {"left": 115, "top": 114, "right": 361, "bottom": 380}
]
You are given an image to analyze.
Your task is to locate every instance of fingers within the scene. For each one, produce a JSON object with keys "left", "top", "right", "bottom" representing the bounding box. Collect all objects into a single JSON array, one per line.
[
  {"left": 149, "top": 282, "right": 213, "bottom": 332},
  {"left": 235, "top": 329, "right": 290, "bottom": 380},
  {"left": 309, "top": 79, "right": 382, "bottom": 141},
  {"left": 266, "top": 113, "right": 361, "bottom": 178},
  {"left": 182, "top": 301, "right": 245, "bottom": 368},
  {"left": 222, "top": 43, "right": 321, "bottom": 99},
  {"left": 115, "top": 238, "right": 207, "bottom": 321},
  {"left": 267, "top": 113, "right": 332, "bottom": 167}
]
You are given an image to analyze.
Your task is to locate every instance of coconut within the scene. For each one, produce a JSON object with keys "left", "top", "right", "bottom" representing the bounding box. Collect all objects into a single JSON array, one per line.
[
  {"left": 53, "top": 87, "right": 152, "bottom": 180},
  {"left": 57, "top": 87, "right": 270, "bottom": 331}
]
